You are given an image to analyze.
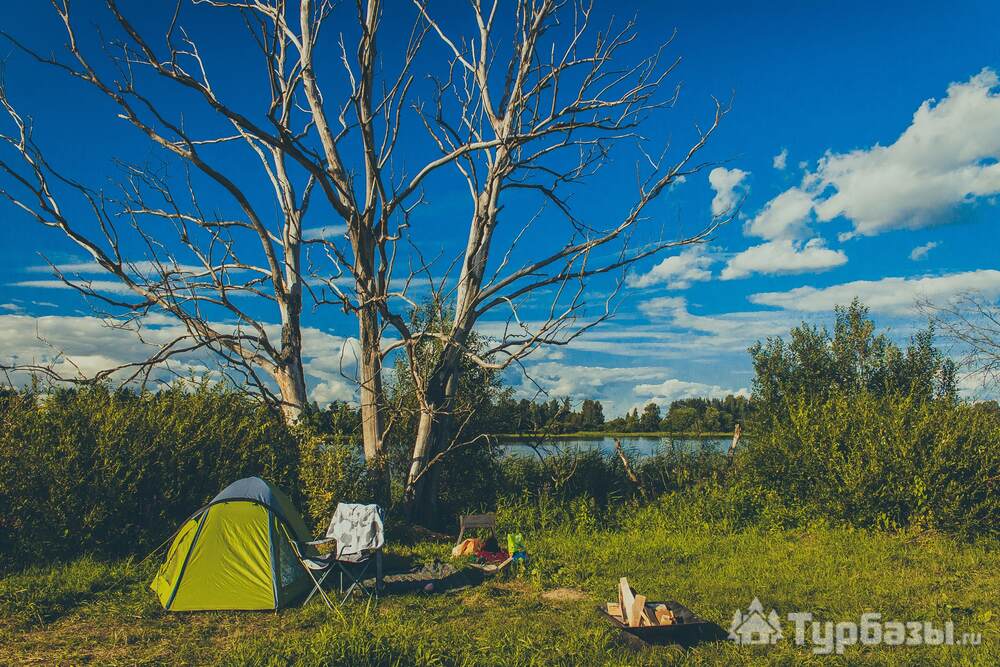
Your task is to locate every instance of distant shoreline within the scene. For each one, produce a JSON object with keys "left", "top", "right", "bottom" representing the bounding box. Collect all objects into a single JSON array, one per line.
[{"left": 494, "top": 431, "right": 739, "bottom": 439}]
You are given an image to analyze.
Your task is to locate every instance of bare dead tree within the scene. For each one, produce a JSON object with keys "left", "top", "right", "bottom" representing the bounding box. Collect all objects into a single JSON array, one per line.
[
  {"left": 390, "top": 0, "right": 732, "bottom": 517},
  {"left": 921, "top": 292, "right": 1000, "bottom": 391},
  {"left": 0, "top": 1, "right": 461, "bottom": 467},
  {"left": 0, "top": 30, "right": 313, "bottom": 421}
]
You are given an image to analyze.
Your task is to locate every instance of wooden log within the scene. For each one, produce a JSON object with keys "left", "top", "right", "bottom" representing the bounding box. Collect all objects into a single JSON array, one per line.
[
  {"left": 728, "top": 422, "right": 742, "bottom": 459},
  {"left": 631, "top": 594, "right": 647, "bottom": 627},
  {"left": 614, "top": 440, "right": 649, "bottom": 500},
  {"left": 638, "top": 601, "right": 657, "bottom": 626},
  {"left": 606, "top": 602, "right": 623, "bottom": 619},
  {"left": 619, "top": 578, "right": 637, "bottom": 627}
]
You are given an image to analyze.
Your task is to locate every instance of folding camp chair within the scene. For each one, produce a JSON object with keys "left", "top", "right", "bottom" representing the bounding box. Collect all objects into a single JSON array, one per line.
[
  {"left": 295, "top": 503, "right": 385, "bottom": 607},
  {"left": 457, "top": 512, "right": 497, "bottom": 545}
]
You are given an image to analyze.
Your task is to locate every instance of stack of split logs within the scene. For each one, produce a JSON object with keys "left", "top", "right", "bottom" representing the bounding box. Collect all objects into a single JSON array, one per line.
[{"left": 606, "top": 578, "right": 677, "bottom": 627}]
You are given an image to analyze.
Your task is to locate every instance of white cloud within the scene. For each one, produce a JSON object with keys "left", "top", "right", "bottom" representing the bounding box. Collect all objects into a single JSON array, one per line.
[
  {"left": 638, "top": 295, "right": 802, "bottom": 355},
  {"left": 725, "top": 183, "right": 844, "bottom": 280},
  {"left": 9, "top": 279, "right": 136, "bottom": 296},
  {"left": 26, "top": 260, "right": 206, "bottom": 275},
  {"left": 634, "top": 378, "right": 748, "bottom": 405},
  {"left": 749, "top": 269, "right": 1000, "bottom": 315},
  {"left": 772, "top": 148, "right": 788, "bottom": 170},
  {"left": 745, "top": 187, "right": 815, "bottom": 240},
  {"left": 638, "top": 296, "right": 688, "bottom": 318},
  {"left": 0, "top": 313, "right": 360, "bottom": 405},
  {"left": 26, "top": 261, "right": 103, "bottom": 273},
  {"left": 909, "top": 241, "right": 940, "bottom": 261},
  {"left": 303, "top": 224, "right": 348, "bottom": 240},
  {"left": 721, "top": 238, "right": 847, "bottom": 280},
  {"left": 1, "top": 303, "right": 21, "bottom": 312},
  {"left": 519, "top": 361, "right": 668, "bottom": 398},
  {"left": 756, "top": 69, "right": 1000, "bottom": 239},
  {"left": 628, "top": 246, "right": 715, "bottom": 289},
  {"left": 708, "top": 167, "right": 749, "bottom": 216}
]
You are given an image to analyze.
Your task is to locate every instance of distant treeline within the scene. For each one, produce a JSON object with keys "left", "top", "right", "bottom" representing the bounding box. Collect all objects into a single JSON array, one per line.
[{"left": 494, "top": 395, "right": 752, "bottom": 434}]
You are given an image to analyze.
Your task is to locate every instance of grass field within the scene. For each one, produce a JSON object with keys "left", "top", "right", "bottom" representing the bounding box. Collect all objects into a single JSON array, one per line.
[{"left": 1, "top": 506, "right": 996, "bottom": 666}]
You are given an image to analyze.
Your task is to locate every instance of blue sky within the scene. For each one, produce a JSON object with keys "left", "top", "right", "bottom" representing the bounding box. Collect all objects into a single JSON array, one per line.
[{"left": 1, "top": 1, "right": 999, "bottom": 416}]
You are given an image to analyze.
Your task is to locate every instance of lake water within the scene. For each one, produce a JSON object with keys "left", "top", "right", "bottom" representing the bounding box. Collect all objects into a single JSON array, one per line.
[{"left": 500, "top": 435, "right": 731, "bottom": 458}]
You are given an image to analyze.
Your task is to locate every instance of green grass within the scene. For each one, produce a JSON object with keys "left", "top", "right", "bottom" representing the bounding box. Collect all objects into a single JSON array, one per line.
[
  {"left": 1, "top": 511, "right": 996, "bottom": 666},
  {"left": 495, "top": 431, "right": 736, "bottom": 439}
]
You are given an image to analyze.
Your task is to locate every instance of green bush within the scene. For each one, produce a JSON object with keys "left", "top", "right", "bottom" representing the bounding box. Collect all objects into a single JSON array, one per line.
[
  {"left": 0, "top": 383, "right": 300, "bottom": 569},
  {"left": 733, "top": 390, "right": 1000, "bottom": 538},
  {"left": 295, "top": 427, "right": 378, "bottom": 532}
]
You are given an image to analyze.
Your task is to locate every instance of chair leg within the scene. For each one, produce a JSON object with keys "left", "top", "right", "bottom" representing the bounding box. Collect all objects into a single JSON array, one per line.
[
  {"left": 303, "top": 568, "right": 325, "bottom": 604},
  {"left": 303, "top": 567, "right": 334, "bottom": 609},
  {"left": 337, "top": 562, "right": 374, "bottom": 605}
]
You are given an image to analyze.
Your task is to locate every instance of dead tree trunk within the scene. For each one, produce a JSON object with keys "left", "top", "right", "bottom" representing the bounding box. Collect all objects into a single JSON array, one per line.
[{"left": 358, "top": 305, "right": 386, "bottom": 464}]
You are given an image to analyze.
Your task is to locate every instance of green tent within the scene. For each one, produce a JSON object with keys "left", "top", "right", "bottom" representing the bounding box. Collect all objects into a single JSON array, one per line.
[{"left": 150, "top": 477, "right": 315, "bottom": 611}]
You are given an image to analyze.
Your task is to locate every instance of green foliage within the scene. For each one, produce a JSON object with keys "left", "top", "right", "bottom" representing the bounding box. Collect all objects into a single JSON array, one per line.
[
  {"left": 502, "top": 394, "right": 750, "bottom": 435},
  {"left": 741, "top": 300, "right": 996, "bottom": 538},
  {"left": 734, "top": 390, "right": 1000, "bottom": 538},
  {"left": 495, "top": 444, "right": 729, "bottom": 530},
  {"left": 660, "top": 395, "right": 751, "bottom": 433},
  {"left": 639, "top": 402, "right": 661, "bottom": 431},
  {"left": 0, "top": 382, "right": 300, "bottom": 568},
  {"left": 749, "top": 299, "right": 957, "bottom": 427},
  {"left": 295, "top": 427, "right": 377, "bottom": 532}
]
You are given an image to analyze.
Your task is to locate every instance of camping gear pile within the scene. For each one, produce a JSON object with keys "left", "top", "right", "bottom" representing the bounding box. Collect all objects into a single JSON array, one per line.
[
  {"left": 452, "top": 513, "right": 518, "bottom": 572},
  {"left": 150, "top": 480, "right": 529, "bottom": 611}
]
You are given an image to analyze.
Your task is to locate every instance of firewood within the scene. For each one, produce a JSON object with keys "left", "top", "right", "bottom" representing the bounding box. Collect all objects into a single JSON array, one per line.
[
  {"left": 644, "top": 603, "right": 661, "bottom": 625},
  {"left": 654, "top": 604, "right": 675, "bottom": 625},
  {"left": 630, "top": 594, "right": 647, "bottom": 627},
  {"left": 619, "top": 578, "right": 636, "bottom": 626}
]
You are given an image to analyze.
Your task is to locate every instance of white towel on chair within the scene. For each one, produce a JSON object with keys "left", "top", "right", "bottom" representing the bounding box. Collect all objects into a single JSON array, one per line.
[{"left": 326, "top": 503, "right": 384, "bottom": 560}]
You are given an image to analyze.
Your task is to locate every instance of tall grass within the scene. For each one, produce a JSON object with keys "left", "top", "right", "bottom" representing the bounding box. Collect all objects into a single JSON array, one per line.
[{"left": 0, "top": 383, "right": 300, "bottom": 568}]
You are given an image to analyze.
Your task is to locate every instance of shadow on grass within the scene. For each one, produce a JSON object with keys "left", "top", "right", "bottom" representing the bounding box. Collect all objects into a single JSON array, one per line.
[
  {"left": 0, "top": 557, "right": 153, "bottom": 630},
  {"left": 610, "top": 619, "right": 729, "bottom": 651}
]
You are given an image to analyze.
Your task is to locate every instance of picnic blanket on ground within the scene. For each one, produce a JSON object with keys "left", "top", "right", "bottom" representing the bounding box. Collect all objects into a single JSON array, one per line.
[{"left": 326, "top": 503, "right": 384, "bottom": 561}]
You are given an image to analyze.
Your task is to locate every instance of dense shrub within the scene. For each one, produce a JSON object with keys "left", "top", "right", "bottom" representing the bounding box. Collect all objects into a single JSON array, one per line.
[
  {"left": 0, "top": 383, "right": 300, "bottom": 568},
  {"left": 296, "top": 428, "right": 379, "bottom": 532},
  {"left": 733, "top": 390, "right": 1000, "bottom": 538}
]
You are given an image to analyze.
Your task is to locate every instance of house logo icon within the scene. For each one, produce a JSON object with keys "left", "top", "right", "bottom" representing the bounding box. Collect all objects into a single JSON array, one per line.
[{"left": 728, "top": 597, "right": 783, "bottom": 645}]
